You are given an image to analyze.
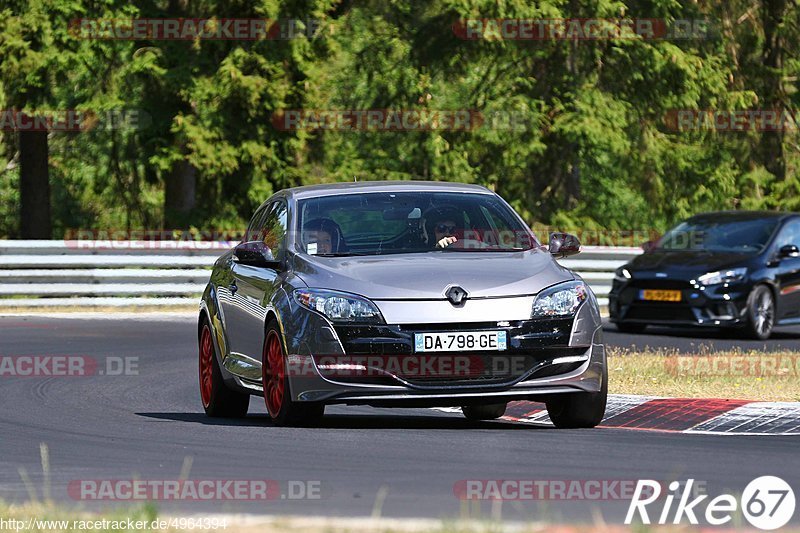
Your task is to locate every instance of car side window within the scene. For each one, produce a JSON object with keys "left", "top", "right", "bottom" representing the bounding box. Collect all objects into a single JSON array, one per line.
[
  {"left": 776, "top": 219, "right": 800, "bottom": 249},
  {"left": 261, "top": 200, "right": 288, "bottom": 259},
  {"left": 246, "top": 204, "right": 270, "bottom": 240}
]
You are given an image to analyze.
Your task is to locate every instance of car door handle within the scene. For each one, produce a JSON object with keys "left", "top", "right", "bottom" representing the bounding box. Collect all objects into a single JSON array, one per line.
[{"left": 228, "top": 282, "right": 238, "bottom": 295}]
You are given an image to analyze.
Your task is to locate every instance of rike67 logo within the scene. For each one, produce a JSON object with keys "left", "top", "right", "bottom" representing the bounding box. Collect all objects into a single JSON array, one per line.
[{"left": 625, "top": 476, "right": 795, "bottom": 530}]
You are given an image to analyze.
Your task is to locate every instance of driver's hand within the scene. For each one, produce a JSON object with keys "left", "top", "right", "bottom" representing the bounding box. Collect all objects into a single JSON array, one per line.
[{"left": 436, "top": 236, "right": 457, "bottom": 248}]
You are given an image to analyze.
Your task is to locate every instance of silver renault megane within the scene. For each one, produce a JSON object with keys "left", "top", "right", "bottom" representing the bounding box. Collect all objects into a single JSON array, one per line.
[{"left": 198, "top": 181, "right": 606, "bottom": 427}]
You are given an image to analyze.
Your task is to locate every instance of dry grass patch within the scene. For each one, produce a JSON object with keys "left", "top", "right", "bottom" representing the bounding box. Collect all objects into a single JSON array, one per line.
[{"left": 608, "top": 347, "right": 800, "bottom": 402}]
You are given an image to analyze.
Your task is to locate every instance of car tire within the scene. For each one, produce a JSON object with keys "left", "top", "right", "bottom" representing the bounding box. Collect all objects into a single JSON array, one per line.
[
  {"left": 199, "top": 318, "right": 250, "bottom": 418},
  {"left": 263, "top": 319, "right": 325, "bottom": 426},
  {"left": 743, "top": 285, "right": 775, "bottom": 340},
  {"left": 461, "top": 403, "right": 507, "bottom": 421},
  {"left": 546, "top": 366, "right": 607, "bottom": 429},
  {"left": 615, "top": 322, "right": 647, "bottom": 334}
]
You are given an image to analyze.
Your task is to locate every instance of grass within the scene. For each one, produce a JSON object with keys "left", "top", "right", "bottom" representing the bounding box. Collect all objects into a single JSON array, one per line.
[
  {"left": 0, "top": 501, "right": 160, "bottom": 533},
  {"left": 4, "top": 502, "right": 796, "bottom": 533},
  {"left": 0, "top": 500, "right": 589, "bottom": 533},
  {"left": 608, "top": 347, "right": 800, "bottom": 401}
]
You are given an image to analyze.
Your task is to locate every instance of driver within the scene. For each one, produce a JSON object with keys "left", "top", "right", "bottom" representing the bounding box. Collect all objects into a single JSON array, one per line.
[
  {"left": 302, "top": 218, "right": 343, "bottom": 255},
  {"left": 424, "top": 207, "right": 463, "bottom": 249}
]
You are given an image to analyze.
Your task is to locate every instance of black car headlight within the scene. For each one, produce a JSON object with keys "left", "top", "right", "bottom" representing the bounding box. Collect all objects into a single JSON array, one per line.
[
  {"left": 697, "top": 267, "right": 747, "bottom": 286},
  {"left": 614, "top": 267, "right": 632, "bottom": 282},
  {"left": 294, "top": 289, "right": 384, "bottom": 324},
  {"left": 531, "top": 281, "right": 588, "bottom": 318}
]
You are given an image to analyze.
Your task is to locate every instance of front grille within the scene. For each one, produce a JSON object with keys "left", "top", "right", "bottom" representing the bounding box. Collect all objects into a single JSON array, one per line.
[
  {"left": 625, "top": 304, "right": 696, "bottom": 322},
  {"left": 312, "top": 352, "right": 537, "bottom": 387},
  {"left": 313, "top": 347, "right": 588, "bottom": 388},
  {"left": 326, "top": 319, "right": 582, "bottom": 388},
  {"left": 400, "top": 353, "right": 537, "bottom": 387},
  {"left": 334, "top": 319, "right": 574, "bottom": 356}
]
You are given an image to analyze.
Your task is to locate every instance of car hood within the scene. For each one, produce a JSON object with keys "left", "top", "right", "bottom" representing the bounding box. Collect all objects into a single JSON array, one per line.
[
  {"left": 628, "top": 250, "right": 753, "bottom": 277},
  {"left": 292, "top": 249, "right": 574, "bottom": 299}
]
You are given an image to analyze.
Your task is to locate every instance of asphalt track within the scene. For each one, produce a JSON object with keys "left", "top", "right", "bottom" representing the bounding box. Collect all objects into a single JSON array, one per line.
[
  {"left": 1, "top": 315, "right": 799, "bottom": 524},
  {"left": 603, "top": 320, "right": 800, "bottom": 353}
]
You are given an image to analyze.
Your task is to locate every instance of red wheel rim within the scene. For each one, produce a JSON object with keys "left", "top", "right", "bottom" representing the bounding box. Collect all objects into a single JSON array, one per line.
[
  {"left": 199, "top": 325, "right": 214, "bottom": 408},
  {"left": 263, "top": 331, "right": 285, "bottom": 418}
]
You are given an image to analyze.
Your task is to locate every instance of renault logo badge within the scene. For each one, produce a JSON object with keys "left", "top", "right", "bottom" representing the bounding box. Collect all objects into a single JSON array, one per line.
[{"left": 445, "top": 285, "right": 468, "bottom": 306}]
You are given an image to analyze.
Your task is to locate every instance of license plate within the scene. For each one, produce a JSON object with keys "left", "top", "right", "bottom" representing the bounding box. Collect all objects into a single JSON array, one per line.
[
  {"left": 639, "top": 289, "right": 682, "bottom": 302},
  {"left": 414, "top": 331, "right": 507, "bottom": 352}
]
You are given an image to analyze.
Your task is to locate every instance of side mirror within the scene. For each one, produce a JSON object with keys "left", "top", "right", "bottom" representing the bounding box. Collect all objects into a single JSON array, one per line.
[
  {"left": 549, "top": 232, "right": 581, "bottom": 258},
  {"left": 641, "top": 240, "right": 657, "bottom": 253},
  {"left": 779, "top": 244, "right": 800, "bottom": 258},
  {"left": 233, "top": 241, "right": 280, "bottom": 268}
]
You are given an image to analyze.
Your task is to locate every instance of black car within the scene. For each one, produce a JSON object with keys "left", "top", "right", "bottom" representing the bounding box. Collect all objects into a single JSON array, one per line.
[{"left": 609, "top": 211, "right": 800, "bottom": 339}]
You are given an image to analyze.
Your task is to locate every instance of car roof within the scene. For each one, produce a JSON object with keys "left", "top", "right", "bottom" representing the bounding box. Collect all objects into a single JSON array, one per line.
[
  {"left": 282, "top": 180, "right": 492, "bottom": 200},
  {"left": 687, "top": 210, "right": 799, "bottom": 223}
]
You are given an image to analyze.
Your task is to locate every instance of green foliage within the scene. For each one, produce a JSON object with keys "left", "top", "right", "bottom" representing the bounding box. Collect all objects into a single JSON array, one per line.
[{"left": 0, "top": 0, "right": 798, "bottom": 238}]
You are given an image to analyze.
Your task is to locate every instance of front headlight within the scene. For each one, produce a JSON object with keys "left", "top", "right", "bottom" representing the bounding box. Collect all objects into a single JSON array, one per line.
[
  {"left": 697, "top": 267, "right": 747, "bottom": 286},
  {"left": 294, "top": 289, "right": 384, "bottom": 324},
  {"left": 614, "top": 267, "right": 632, "bottom": 282},
  {"left": 532, "top": 281, "right": 588, "bottom": 318}
]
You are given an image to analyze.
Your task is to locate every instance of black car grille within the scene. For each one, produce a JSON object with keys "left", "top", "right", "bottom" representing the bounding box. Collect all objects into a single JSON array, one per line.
[
  {"left": 325, "top": 320, "right": 584, "bottom": 388},
  {"left": 398, "top": 353, "right": 537, "bottom": 387},
  {"left": 333, "top": 319, "right": 574, "bottom": 355},
  {"left": 625, "top": 304, "right": 696, "bottom": 322},
  {"left": 313, "top": 348, "right": 587, "bottom": 388},
  {"left": 311, "top": 352, "right": 531, "bottom": 387}
]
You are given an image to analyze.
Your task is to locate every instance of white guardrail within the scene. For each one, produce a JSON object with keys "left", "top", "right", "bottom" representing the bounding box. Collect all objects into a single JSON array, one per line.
[{"left": 0, "top": 240, "right": 642, "bottom": 307}]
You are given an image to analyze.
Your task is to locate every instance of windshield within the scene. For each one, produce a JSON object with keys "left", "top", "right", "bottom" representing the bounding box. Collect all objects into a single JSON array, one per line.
[
  {"left": 656, "top": 218, "right": 780, "bottom": 253},
  {"left": 296, "top": 191, "right": 537, "bottom": 256}
]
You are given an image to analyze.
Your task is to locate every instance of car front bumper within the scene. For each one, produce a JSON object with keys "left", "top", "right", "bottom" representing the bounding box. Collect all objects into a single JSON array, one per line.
[
  {"left": 269, "top": 298, "right": 605, "bottom": 406},
  {"left": 608, "top": 278, "right": 751, "bottom": 327}
]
